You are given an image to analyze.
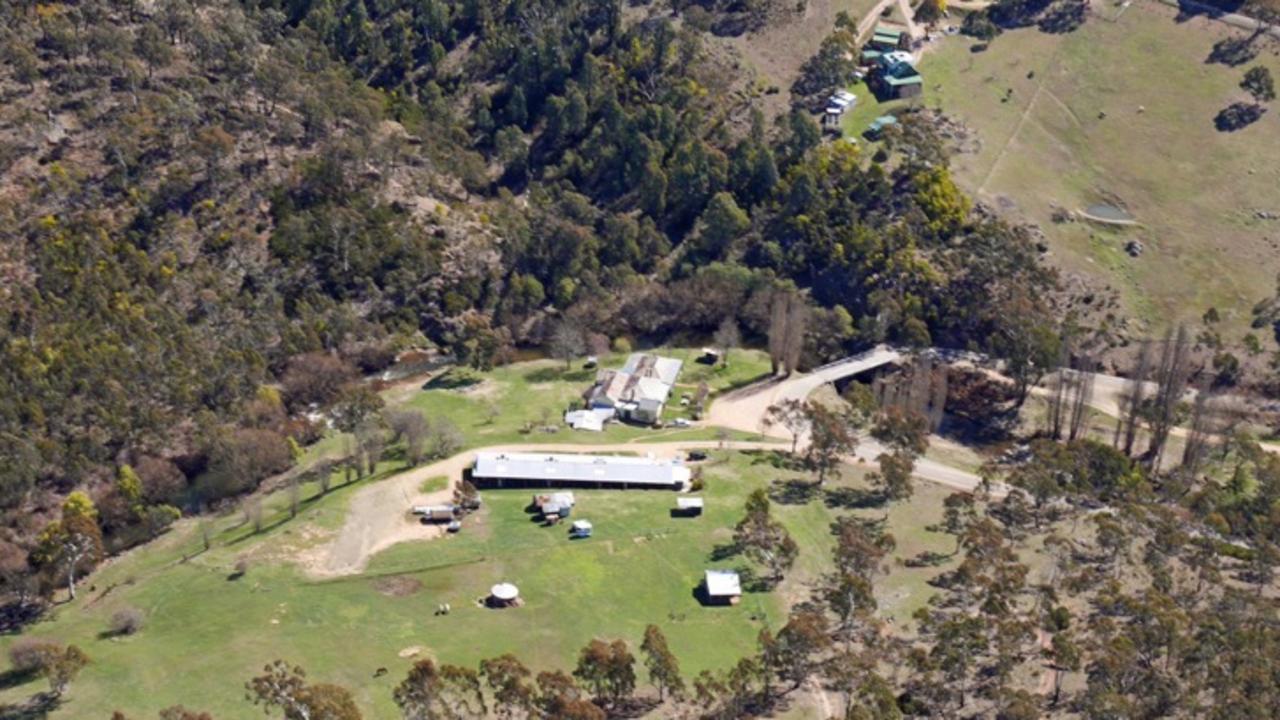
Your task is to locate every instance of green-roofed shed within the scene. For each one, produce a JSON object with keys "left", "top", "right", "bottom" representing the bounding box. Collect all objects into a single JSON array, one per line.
[{"left": 870, "top": 24, "right": 908, "bottom": 50}]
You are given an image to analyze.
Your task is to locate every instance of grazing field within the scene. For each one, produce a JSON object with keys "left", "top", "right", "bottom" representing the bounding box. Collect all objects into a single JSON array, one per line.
[
  {"left": 841, "top": 2, "right": 1280, "bottom": 346},
  {"left": 0, "top": 448, "right": 960, "bottom": 719},
  {"left": 919, "top": 2, "right": 1280, "bottom": 344}
]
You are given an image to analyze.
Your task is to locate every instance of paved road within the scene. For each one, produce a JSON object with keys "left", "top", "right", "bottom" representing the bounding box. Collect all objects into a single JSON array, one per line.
[{"left": 706, "top": 346, "right": 1006, "bottom": 498}]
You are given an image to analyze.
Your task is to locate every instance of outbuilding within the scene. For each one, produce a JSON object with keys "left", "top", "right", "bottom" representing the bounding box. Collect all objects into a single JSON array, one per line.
[
  {"left": 702, "top": 570, "right": 742, "bottom": 605},
  {"left": 570, "top": 520, "right": 593, "bottom": 538},
  {"left": 488, "top": 582, "right": 520, "bottom": 608},
  {"left": 675, "top": 497, "right": 705, "bottom": 517},
  {"left": 412, "top": 504, "right": 457, "bottom": 522},
  {"left": 474, "top": 452, "right": 690, "bottom": 491}
]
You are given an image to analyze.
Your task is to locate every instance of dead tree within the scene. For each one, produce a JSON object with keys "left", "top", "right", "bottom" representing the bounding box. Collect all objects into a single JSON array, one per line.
[
  {"left": 1048, "top": 339, "right": 1072, "bottom": 441},
  {"left": 768, "top": 290, "right": 807, "bottom": 375},
  {"left": 1116, "top": 341, "right": 1153, "bottom": 457},
  {"left": 1067, "top": 355, "right": 1096, "bottom": 442},
  {"left": 1181, "top": 384, "right": 1216, "bottom": 478},
  {"left": 1147, "top": 325, "right": 1193, "bottom": 470},
  {"left": 927, "top": 364, "right": 948, "bottom": 433},
  {"left": 783, "top": 297, "right": 808, "bottom": 374}
]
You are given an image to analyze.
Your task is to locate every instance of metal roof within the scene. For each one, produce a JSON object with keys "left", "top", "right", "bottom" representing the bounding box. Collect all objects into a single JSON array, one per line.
[
  {"left": 474, "top": 452, "right": 691, "bottom": 488},
  {"left": 704, "top": 570, "right": 741, "bottom": 597}
]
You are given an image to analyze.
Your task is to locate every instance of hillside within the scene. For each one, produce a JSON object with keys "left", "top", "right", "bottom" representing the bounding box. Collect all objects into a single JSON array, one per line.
[{"left": 2, "top": 1, "right": 1280, "bottom": 719}]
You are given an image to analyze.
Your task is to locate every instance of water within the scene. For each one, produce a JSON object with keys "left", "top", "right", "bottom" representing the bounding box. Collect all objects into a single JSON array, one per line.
[{"left": 1085, "top": 203, "right": 1135, "bottom": 222}]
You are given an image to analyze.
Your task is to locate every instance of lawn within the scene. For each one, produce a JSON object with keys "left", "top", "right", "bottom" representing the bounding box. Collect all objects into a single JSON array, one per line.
[
  {"left": 916, "top": 2, "right": 1280, "bottom": 344},
  {"left": 0, "top": 450, "right": 960, "bottom": 719},
  {"left": 305, "top": 346, "right": 778, "bottom": 463}
]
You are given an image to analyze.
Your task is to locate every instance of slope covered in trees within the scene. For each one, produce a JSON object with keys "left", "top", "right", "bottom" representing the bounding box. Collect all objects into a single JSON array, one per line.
[{"left": 0, "top": 0, "right": 1055, "bottom": 599}]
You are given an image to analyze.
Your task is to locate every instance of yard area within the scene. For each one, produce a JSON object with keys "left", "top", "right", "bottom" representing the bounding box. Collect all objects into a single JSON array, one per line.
[
  {"left": 300, "top": 346, "right": 777, "bottom": 468},
  {"left": 916, "top": 1, "right": 1280, "bottom": 344},
  {"left": 0, "top": 450, "right": 961, "bottom": 718}
]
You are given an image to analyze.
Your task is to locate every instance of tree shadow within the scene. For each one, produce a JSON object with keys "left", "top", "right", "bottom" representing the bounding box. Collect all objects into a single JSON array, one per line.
[
  {"left": 0, "top": 691, "right": 61, "bottom": 720},
  {"left": 768, "top": 479, "right": 821, "bottom": 506},
  {"left": 740, "top": 567, "right": 774, "bottom": 593},
  {"left": 0, "top": 602, "right": 46, "bottom": 636},
  {"left": 709, "top": 542, "right": 740, "bottom": 562},
  {"left": 524, "top": 366, "right": 593, "bottom": 384},
  {"left": 1175, "top": 0, "right": 1242, "bottom": 22},
  {"left": 0, "top": 669, "right": 38, "bottom": 693},
  {"left": 713, "top": 371, "right": 777, "bottom": 397},
  {"left": 822, "top": 486, "right": 887, "bottom": 510},
  {"left": 747, "top": 450, "right": 805, "bottom": 471},
  {"left": 423, "top": 371, "right": 482, "bottom": 391}
]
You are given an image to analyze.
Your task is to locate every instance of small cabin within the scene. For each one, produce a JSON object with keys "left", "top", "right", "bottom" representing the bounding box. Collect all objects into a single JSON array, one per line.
[
  {"left": 675, "top": 497, "right": 705, "bottom": 517},
  {"left": 703, "top": 570, "right": 742, "bottom": 606}
]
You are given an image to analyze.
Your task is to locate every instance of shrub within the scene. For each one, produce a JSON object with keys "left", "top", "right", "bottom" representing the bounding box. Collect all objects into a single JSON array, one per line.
[
  {"left": 611, "top": 337, "right": 632, "bottom": 354},
  {"left": 683, "top": 6, "right": 714, "bottom": 32},
  {"left": 1215, "top": 102, "right": 1265, "bottom": 132},
  {"left": 8, "top": 638, "right": 61, "bottom": 674},
  {"left": 109, "top": 607, "right": 145, "bottom": 636}
]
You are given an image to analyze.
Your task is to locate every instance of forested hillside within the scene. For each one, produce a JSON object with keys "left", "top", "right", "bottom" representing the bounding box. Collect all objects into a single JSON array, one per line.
[{"left": 0, "top": 0, "right": 1054, "bottom": 596}]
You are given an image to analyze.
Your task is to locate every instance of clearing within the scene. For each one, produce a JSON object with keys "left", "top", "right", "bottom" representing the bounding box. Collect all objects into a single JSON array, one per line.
[{"left": 841, "top": 2, "right": 1280, "bottom": 348}]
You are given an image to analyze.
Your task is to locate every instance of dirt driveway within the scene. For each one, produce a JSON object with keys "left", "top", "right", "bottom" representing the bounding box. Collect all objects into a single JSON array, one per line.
[{"left": 306, "top": 440, "right": 782, "bottom": 578}]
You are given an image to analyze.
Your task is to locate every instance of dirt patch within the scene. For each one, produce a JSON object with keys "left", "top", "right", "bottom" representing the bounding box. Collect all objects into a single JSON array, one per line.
[
  {"left": 372, "top": 576, "right": 423, "bottom": 597},
  {"left": 398, "top": 645, "right": 426, "bottom": 659}
]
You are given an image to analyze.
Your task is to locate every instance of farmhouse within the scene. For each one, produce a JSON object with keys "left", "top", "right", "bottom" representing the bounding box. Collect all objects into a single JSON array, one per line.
[
  {"left": 584, "top": 353, "right": 683, "bottom": 424},
  {"left": 870, "top": 51, "right": 923, "bottom": 100},
  {"left": 702, "top": 570, "right": 742, "bottom": 605},
  {"left": 472, "top": 452, "right": 691, "bottom": 490}
]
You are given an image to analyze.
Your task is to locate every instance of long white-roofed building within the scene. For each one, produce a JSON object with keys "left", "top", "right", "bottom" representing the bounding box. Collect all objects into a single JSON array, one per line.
[{"left": 471, "top": 451, "right": 690, "bottom": 490}]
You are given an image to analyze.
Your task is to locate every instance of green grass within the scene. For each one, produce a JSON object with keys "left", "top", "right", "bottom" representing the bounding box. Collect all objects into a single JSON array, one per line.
[
  {"left": 0, "top": 451, "right": 958, "bottom": 718},
  {"left": 368, "top": 346, "right": 777, "bottom": 453},
  {"left": 840, "top": 78, "right": 923, "bottom": 143},
  {"left": 917, "top": 3, "right": 1280, "bottom": 345},
  {"left": 418, "top": 475, "right": 448, "bottom": 494}
]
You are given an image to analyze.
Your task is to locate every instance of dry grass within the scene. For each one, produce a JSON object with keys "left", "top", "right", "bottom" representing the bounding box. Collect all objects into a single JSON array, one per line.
[{"left": 920, "top": 2, "right": 1280, "bottom": 347}]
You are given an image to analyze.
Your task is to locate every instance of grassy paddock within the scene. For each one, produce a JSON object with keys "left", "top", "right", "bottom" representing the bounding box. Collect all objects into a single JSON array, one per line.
[
  {"left": 0, "top": 450, "right": 959, "bottom": 718},
  {"left": 305, "top": 346, "right": 777, "bottom": 465},
  {"left": 917, "top": 2, "right": 1280, "bottom": 342}
]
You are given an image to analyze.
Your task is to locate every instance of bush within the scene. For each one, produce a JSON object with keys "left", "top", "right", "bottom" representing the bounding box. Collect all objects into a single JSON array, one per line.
[
  {"left": 1208, "top": 37, "right": 1258, "bottom": 67},
  {"left": 961, "top": 11, "right": 1000, "bottom": 40},
  {"left": 611, "top": 337, "right": 632, "bottom": 354},
  {"left": 8, "top": 638, "right": 61, "bottom": 674},
  {"left": 1215, "top": 102, "right": 1265, "bottom": 132},
  {"left": 109, "top": 607, "right": 145, "bottom": 636},
  {"left": 683, "top": 6, "right": 714, "bottom": 32}
]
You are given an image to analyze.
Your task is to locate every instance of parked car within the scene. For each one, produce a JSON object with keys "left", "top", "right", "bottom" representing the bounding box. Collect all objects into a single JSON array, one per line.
[
  {"left": 672, "top": 418, "right": 691, "bottom": 428},
  {"left": 687, "top": 450, "right": 708, "bottom": 462}
]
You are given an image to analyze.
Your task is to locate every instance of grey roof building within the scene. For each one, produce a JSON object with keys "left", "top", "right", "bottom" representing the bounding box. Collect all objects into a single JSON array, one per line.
[{"left": 472, "top": 451, "right": 691, "bottom": 490}]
